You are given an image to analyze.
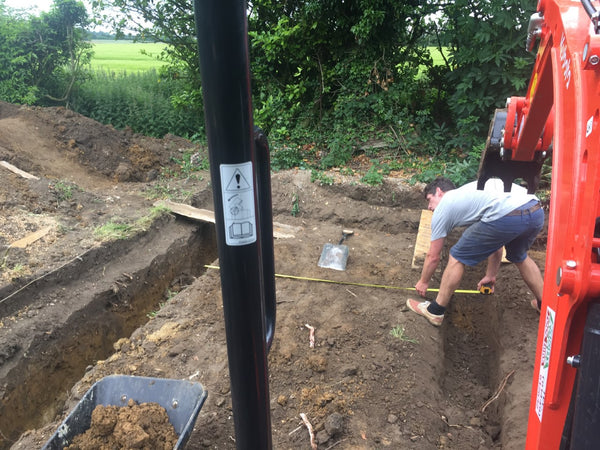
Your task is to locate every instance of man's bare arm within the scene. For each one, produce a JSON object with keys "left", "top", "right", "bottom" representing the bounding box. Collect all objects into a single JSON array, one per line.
[
  {"left": 477, "top": 247, "right": 503, "bottom": 290},
  {"left": 415, "top": 238, "right": 444, "bottom": 296}
]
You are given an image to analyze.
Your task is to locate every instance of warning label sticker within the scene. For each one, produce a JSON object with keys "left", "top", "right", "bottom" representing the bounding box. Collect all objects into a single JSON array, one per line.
[
  {"left": 220, "top": 162, "right": 256, "bottom": 246},
  {"left": 535, "top": 305, "right": 555, "bottom": 422}
]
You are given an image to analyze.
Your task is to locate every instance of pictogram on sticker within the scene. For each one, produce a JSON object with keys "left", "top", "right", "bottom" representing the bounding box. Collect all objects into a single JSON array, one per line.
[{"left": 220, "top": 162, "right": 256, "bottom": 246}]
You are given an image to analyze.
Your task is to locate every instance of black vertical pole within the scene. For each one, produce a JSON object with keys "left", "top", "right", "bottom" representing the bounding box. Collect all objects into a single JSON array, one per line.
[
  {"left": 254, "top": 126, "right": 276, "bottom": 351},
  {"left": 194, "top": 1, "right": 273, "bottom": 448}
]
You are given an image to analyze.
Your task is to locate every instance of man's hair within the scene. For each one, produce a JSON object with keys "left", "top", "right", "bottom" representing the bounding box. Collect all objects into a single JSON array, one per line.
[{"left": 423, "top": 177, "right": 456, "bottom": 198}]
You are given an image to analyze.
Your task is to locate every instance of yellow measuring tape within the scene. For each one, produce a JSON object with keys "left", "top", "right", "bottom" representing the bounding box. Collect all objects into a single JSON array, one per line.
[{"left": 204, "top": 265, "right": 483, "bottom": 294}]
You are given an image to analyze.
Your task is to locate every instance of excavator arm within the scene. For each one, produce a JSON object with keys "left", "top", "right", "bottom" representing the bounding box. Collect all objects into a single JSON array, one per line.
[{"left": 477, "top": 1, "right": 600, "bottom": 447}]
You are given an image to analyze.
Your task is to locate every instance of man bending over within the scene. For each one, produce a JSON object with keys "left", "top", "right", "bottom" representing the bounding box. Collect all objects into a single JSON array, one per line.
[{"left": 407, "top": 177, "right": 545, "bottom": 326}]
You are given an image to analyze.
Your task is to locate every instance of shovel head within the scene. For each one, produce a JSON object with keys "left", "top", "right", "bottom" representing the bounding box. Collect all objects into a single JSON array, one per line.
[{"left": 318, "top": 243, "right": 349, "bottom": 271}]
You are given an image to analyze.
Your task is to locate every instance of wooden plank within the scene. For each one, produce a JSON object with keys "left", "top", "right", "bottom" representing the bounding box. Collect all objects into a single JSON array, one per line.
[
  {"left": 154, "top": 200, "right": 300, "bottom": 239},
  {"left": 0, "top": 161, "right": 39, "bottom": 180},
  {"left": 155, "top": 199, "right": 215, "bottom": 223},
  {"left": 412, "top": 209, "right": 433, "bottom": 269},
  {"left": 9, "top": 226, "right": 52, "bottom": 249}
]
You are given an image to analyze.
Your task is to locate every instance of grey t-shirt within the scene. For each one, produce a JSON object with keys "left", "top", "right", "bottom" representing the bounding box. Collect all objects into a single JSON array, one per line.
[{"left": 430, "top": 185, "right": 538, "bottom": 241}]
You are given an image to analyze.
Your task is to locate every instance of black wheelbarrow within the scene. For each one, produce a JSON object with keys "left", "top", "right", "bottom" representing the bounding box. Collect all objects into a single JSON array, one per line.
[{"left": 42, "top": 375, "right": 208, "bottom": 450}]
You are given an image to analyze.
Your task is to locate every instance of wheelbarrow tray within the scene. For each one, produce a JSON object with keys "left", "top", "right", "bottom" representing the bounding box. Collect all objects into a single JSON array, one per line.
[{"left": 42, "top": 375, "right": 208, "bottom": 450}]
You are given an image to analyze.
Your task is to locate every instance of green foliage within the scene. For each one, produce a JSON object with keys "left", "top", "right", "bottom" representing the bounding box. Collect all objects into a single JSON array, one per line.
[
  {"left": 407, "top": 157, "right": 447, "bottom": 185},
  {"left": 437, "top": 0, "right": 536, "bottom": 127},
  {"left": 91, "top": 0, "right": 201, "bottom": 87},
  {"left": 169, "top": 150, "right": 209, "bottom": 177},
  {"left": 291, "top": 193, "right": 300, "bottom": 217},
  {"left": 70, "top": 69, "right": 204, "bottom": 138},
  {"left": 0, "top": 0, "right": 541, "bottom": 184},
  {"left": 143, "top": 181, "right": 185, "bottom": 201},
  {"left": 0, "top": 0, "right": 91, "bottom": 105},
  {"left": 271, "top": 145, "right": 305, "bottom": 171},
  {"left": 247, "top": 1, "right": 445, "bottom": 162},
  {"left": 310, "top": 169, "right": 334, "bottom": 186},
  {"left": 0, "top": 12, "right": 35, "bottom": 103},
  {"left": 361, "top": 160, "right": 390, "bottom": 186},
  {"left": 390, "top": 325, "right": 418, "bottom": 343},
  {"left": 319, "top": 130, "right": 359, "bottom": 169},
  {"left": 407, "top": 144, "right": 482, "bottom": 187},
  {"left": 50, "top": 180, "right": 77, "bottom": 203},
  {"left": 94, "top": 220, "right": 134, "bottom": 240},
  {"left": 445, "top": 145, "right": 482, "bottom": 187},
  {"left": 146, "top": 302, "right": 165, "bottom": 318},
  {"left": 93, "top": 207, "right": 167, "bottom": 241}
]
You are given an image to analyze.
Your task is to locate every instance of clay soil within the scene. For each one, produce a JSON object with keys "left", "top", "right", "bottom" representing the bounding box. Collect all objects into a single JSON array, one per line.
[
  {"left": 0, "top": 101, "right": 546, "bottom": 449},
  {"left": 66, "top": 401, "right": 178, "bottom": 450}
]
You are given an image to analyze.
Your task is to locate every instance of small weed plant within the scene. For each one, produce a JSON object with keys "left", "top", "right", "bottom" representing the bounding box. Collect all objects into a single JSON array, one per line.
[
  {"left": 144, "top": 181, "right": 192, "bottom": 201},
  {"left": 170, "top": 151, "right": 209, "bottom": 177},
  {"left": 291, "top": 193, "right": 300, "bottom": 217},
  {"left": 310, "top": 169, "right": 334, "bottom": 186},
  {"left": 147, "top": 302, "right": 166, "bottom": 318},
  {"left": 360, "top": 160, "right": 390, "bottom": 186},
  {"left": 390, "top": 325, "right": 418, "bottom": 343},
  {"left": 94, "top": 207, "right": 168, "bottom": 241},
  {"left": 51, "top": 180, "right": 76, "bottom": 203}
]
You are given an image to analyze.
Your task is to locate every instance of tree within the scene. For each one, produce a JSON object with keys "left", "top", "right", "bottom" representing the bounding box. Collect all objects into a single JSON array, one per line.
[
  {"left": 0, "top": 0, "right": 91, "bottom": 105},
  {"left": 84, "top": 0, "right": 536, "bottom": 162},
  {"left": 435, "top": 0, "right": 536, "bottom": 132},
  {"left": 0, "top": 2, "right": 39, "bottom": 103},
  {"left": 40, "top": 0, "right": 92, "bottom": 103},
  {"left": 248, "top": 1, "right": 438, "bottom": 124},
  {"left": 91, "top": 0, "right": 200, "bottom": 84}
]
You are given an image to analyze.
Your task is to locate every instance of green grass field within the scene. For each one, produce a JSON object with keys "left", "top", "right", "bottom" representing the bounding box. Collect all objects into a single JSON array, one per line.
[
  {"left": 89, "top": 40, "right": 168, "bottom": 72},
  {"left": 89, "top": 41, "right": 448, "bottom": 74},
  {"left": 428, "top": 46, "right": 449, "bottom": 66}
]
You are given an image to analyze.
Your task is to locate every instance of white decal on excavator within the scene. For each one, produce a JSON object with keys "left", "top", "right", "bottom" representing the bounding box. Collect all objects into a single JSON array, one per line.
[
  {"left": 560, "top": 33, "right": 571, "bottom": 89},
  {"left": 535, "top": 306, "right": 556, "bottom": 421}
]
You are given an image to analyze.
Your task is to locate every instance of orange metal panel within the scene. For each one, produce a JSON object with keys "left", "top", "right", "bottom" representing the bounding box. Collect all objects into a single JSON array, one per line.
[{"left": 522, "top": 0, "right": 600, "bottom": 448}]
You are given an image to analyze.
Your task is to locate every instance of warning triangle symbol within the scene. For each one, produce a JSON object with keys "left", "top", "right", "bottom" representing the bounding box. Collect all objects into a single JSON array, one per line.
[{"left": 226, "top": 169, "right": 251, "bottom": 191}]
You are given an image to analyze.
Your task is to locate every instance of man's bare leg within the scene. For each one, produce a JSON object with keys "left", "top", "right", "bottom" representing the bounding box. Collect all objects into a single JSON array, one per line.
[
  {"left": 515, "top": 255, "right": 544, "bottom": 303},
  {"left": 435, "top": 255, "right": 465, "bottom": 308}
]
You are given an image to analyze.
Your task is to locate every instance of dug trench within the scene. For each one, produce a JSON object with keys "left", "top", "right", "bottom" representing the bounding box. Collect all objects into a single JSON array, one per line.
[
  {"left": 0, "top": 217, "right": 217, "bottom": 448},
  {"left": 5, "top": 210, "right": 544, "bottom": 450}
]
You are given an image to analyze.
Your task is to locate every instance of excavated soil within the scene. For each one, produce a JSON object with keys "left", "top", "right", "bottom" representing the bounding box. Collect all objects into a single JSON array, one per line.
[
  {"left": 0, "top": 101, "right": 546, "bottom": 449},
  {"left": 66, "top": 401, "right": 178, "bottom": 450}
]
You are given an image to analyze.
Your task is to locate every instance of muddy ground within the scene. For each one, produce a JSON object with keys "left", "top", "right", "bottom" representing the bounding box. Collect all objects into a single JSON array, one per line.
[{"left": 0, "top": 101, "right": 545, "bottom": 449}]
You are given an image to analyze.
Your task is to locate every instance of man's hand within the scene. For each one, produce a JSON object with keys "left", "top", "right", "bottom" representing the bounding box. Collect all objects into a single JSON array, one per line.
[
  {"left": 415, "top": 280, "right": 429, "bottom": 297},
  {"left": 477, "top": 276, "right": 496, "bottom": 293}
]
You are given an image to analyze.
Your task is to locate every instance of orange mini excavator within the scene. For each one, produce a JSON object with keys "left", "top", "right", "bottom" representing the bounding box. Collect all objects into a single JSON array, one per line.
[{"left": 477, "top": 1, "right": 600, "bottom": 448}]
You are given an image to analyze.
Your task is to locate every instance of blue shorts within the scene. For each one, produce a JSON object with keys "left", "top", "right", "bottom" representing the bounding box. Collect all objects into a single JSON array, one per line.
[{"left": 450, "top": 200, "right": 544, "bottom": 266}]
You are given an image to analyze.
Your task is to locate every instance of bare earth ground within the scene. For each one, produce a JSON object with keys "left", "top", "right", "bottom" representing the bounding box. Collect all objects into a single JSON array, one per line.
[{"left": 0, "top": 101, "right": 546, "bottom": 449}]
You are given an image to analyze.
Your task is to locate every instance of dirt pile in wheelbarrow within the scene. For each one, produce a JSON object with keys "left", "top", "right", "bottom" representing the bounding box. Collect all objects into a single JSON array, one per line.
[
  {"left": 0, "top": 102, "right": 546, "bottom": 449},
  {"left": 66, "top": 401, "right": 178, "bottom": 450}
]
